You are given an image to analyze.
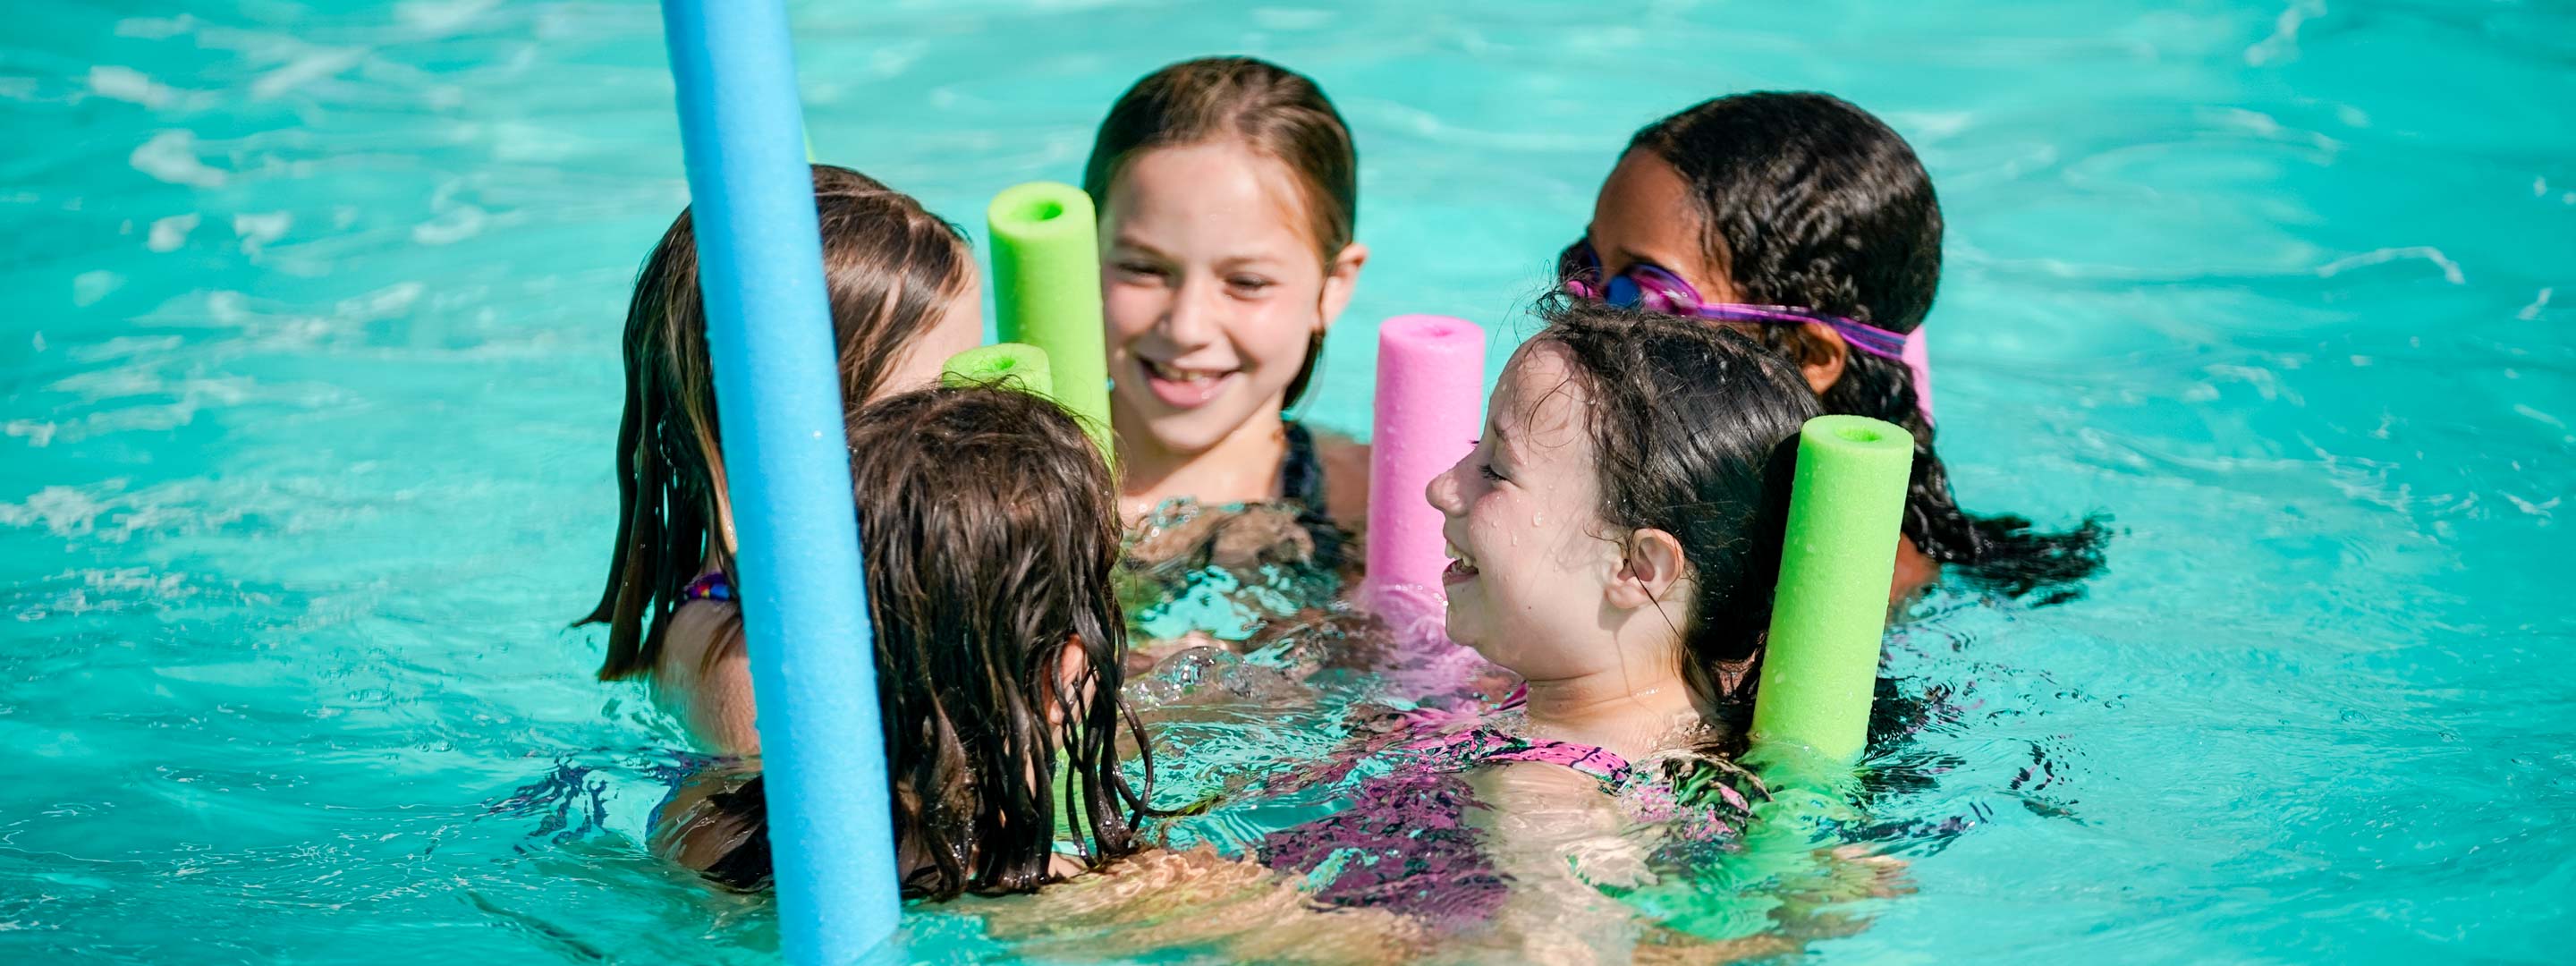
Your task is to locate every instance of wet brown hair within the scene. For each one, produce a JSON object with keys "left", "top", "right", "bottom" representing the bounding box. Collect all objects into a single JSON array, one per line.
[
  {"left": 848, "top": 386, "right": 1148, "bottom": 899},
  {"left": 1082, "top": 55, "right": 1357, "bottom": 408},
  {"left": 1530, "top": 297, "right": 1819, "bottom": 735},
  {"left": 581, "top": 165, "right": 973, "bottom": 680}
]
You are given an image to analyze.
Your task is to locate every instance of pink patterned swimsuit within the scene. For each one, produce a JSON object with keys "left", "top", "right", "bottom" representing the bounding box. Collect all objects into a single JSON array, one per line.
[{"left": 1253, "top": 696, "right": 1758, "bottom": 931}]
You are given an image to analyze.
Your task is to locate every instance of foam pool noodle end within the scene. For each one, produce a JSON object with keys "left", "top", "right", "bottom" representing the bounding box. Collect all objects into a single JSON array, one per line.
[
  {"left": 987, "top": 182, "right": 1112, "bottom": 455},
  {"left": 1751, "top": 414, "right": 1914, "bottom": 767},
  {"left": 942, "top": 343, "right": 1054, "bottom": 399},
  {"left": 1360, "top": 315, "right": 1487, "bottom": 618}
]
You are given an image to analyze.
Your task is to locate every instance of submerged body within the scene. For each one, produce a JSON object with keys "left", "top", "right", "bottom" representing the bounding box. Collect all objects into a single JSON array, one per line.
[
  {"left": 1119, "top": 420, "right": 1370, "bottom": 657},
  {"left": 1256, "top": 694, "right": 1758, "bottom": 928}
]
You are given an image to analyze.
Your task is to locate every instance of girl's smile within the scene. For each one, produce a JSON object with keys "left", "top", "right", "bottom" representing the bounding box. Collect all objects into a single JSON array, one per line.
[
  {"left": 1440, "top": 539, "right": 1478, "bottom": 586},
  {"left": 1134, "top": 355, "right": 1241, "bottom": 411}
]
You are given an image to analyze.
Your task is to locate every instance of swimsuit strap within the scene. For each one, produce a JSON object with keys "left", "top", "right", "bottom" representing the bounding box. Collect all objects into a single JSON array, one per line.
[
  {"left": 682, "top": 571, "right": 734, "bottom": 603},
  {"left": 1276, "top": 420, "right": 1352, "bottom": 572},
  {"left": 1278, "top": 420, "right": 1329, "bottom": 517}
]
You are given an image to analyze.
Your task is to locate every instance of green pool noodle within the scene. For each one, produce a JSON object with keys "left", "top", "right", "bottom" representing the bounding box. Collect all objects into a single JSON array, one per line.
[
  {"left": 1750, "top": 414, "right": 1916, "bottom": 763},
  {"left": 941, "top": 343, "right": 1054, "bottom": 398},
  {"left": 987, "top": 182, "right": 1113, "bottom": 455}
]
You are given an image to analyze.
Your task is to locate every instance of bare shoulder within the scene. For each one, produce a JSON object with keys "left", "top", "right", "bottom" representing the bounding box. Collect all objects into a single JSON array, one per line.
[
  {"left": 1889, "top": 535, "right": 1939, "bottom": 606},
  {"left": 650, "top": 599, "right": 731, "bottom": 700},
  {"left": 1310, "top": 428, "right": 1371, "bottom": 537},
  {"left": 652, "top": 600, "right": 762, "bottom": 757}
]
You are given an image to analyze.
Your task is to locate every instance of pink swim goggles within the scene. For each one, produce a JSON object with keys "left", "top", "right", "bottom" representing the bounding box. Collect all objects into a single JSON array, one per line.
[{"left": 1558, "top": 242, "right": 1935, "bottom": 422}]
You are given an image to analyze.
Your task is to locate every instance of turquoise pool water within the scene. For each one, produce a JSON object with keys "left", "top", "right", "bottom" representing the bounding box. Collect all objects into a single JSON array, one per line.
[{"left": 5, "top": 0, "right": 2572, "bottom": 962}]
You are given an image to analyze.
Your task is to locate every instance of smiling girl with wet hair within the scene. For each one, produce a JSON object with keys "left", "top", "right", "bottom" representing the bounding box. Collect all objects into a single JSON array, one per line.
[
  {"left": 1084, "top": 57, "right": 1379, "bottom": 645},
  {"left": 1245, "top": 299, "right": 1909, "bottom": 948}
]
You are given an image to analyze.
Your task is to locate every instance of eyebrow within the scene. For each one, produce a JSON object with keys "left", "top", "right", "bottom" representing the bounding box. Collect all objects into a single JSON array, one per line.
[
  {"left": 1106, "top": 235, "right": 1169, "bottom": 258},
  {"left": 1106, "top": 236, "right": 1292, "bottom": 271},
  {"left": 1216, "top": 254, "right": 1289, "bottom": 271}
]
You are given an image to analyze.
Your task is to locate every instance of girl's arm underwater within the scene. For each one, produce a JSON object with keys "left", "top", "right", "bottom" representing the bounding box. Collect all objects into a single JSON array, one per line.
[{"left": 970, "top": 846, "right": 1431, "bottom": 965}]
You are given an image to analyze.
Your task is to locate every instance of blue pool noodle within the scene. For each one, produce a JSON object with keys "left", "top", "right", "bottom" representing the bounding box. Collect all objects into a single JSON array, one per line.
[{"left": 658, "top": 1, "right": 900, "bottom": 962}]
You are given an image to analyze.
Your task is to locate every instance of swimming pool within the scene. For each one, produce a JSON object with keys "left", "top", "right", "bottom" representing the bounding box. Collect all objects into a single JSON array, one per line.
[{"left": 4, "top": 0, "right": 2571, "bottom": 961}]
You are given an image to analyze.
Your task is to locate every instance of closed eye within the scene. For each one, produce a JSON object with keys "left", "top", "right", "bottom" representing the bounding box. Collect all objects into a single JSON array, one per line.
[{"left": 1467, "top": 437, "right": 1506, "bottom": 482}]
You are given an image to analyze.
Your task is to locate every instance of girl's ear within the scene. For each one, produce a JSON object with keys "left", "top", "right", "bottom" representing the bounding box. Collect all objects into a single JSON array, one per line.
[
  {"left": 1318, "top": 242, "right": 1370, "bottom": 331},
  {"left": 1795, "top": 322, "right": 1849, "bottom": 396},
  {"left": 1046, "top": 636, "right": 1089, "bottom": 731},
  {"left": 1606, "top": 528, "right": 1690, "bottom": 610}
]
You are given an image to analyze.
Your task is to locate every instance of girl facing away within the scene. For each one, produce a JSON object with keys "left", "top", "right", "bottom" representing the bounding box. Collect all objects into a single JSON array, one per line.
[
  {"left": 1561, "top": 92, "right": 2109, "bottom": 605},
  {"left": 657, "top": 384, "right": 1434, "bottom": 962},
  {"left": 579, "top": 165, "right": 981, "bottom": 758},
  {"left": 1083, "top": 56, "right": 1377, "bottom": 639},
  {"left": 655, "top": 386, "right": 1149, "bottom": 898}
]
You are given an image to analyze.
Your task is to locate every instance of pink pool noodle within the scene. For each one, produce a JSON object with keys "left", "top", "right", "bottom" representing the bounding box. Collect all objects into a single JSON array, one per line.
[{"left": 1363, "top": 314, "right": 1487, "bottom": 609}]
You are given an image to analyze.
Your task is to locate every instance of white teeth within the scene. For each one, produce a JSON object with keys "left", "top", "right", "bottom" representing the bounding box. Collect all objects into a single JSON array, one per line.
[{"left": 1145, "top": 360, "right": 1225, "bottom": 383}]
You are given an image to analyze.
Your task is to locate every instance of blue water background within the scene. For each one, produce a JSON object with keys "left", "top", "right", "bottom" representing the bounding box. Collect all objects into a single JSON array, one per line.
[{"left": 3, "top": 1, "right": 2571, "bottom": 962}]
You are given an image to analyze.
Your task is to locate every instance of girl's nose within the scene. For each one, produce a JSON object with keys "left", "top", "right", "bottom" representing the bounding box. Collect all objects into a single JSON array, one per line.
[
  {"left": 1157, "top": 275, "right": 1225, "bottom": 348},
  {"left": 1425, "top": 452, "right": 1470, "bottom": 517}
]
